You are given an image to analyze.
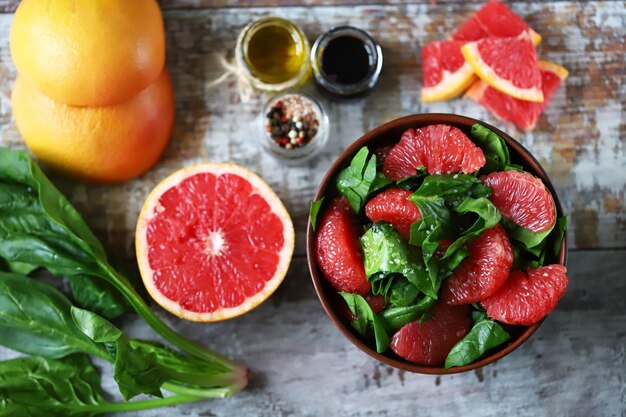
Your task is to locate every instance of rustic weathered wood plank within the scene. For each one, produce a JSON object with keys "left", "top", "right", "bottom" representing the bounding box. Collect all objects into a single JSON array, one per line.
[
  {"left": 1, "top": 250, "right": 623, "bottom": 416},
  {"left": 1, "top": 2, "right": 624, "bottom": 255}
]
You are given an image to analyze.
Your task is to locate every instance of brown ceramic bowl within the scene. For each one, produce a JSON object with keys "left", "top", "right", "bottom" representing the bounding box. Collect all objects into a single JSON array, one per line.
[{"left": 306, "top": 113, "right": 567, "bottom": 374}]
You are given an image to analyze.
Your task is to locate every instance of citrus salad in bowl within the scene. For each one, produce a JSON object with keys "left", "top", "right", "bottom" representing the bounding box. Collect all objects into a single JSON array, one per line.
[{"left": 308, "top": 115, "right": 568, "bottom": 371}]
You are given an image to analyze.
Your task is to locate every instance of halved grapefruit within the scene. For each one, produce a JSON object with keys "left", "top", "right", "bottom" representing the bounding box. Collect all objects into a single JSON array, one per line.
[
  {"left": 452, "top": 0, "right": 542, "bottom": 46},
  {"left": 421, "top": 40, "right": 476, "bottom": 103},
  {"left": 461, "top": 33, "right": 543, "bottom": 103},
  {"left": 465, "top": 60, "right": 569, "bottom": 131},
  {"left": 382, "top": 125, "right": 486, "bottom": 180},
  {"left": 136, "top": 163, "right": 295, "bottom": 322}
]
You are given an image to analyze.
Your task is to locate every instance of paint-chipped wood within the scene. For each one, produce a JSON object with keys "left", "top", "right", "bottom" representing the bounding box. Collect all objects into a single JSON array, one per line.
[
  {"left": 1, "top": 251, "right": 624, "bottom": 416},
  {"left": 1, "top": 2, "right": 623, "bottom": 254}
]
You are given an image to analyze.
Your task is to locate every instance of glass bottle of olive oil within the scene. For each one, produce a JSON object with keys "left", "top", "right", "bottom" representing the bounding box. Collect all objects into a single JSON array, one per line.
[{"left": 237, "top": 17, "right": 310, "bottom": 91}]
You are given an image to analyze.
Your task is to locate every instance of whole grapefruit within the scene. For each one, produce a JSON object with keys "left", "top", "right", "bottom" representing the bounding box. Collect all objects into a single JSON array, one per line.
[
  {"left": 10, "top": 0, "right": 165, "bottom": 107},
  {"left": 12, "top": 71, "right": 175, "bottom": 183}
]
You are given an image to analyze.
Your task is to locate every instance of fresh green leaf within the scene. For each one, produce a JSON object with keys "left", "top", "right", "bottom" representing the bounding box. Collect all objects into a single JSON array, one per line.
[
  {"left": 381, "top": 295, "right": 436, "bottom": 330},
  {"left": 0, "top": 271, "right": 108, "bottom": 360},
  {"left": 2, "top": 260, "right": 38, "bottom": 275},
  {"left": 442, "top": 197, "right": 501, "bottom": 259},
  {"left": 0, "top": 355, "right": 204, "bottom": 416},
  {"left": 445, "top": 312, "right": 511, "bottom": 369},
  {"left": 370, "top": 171, "right": 393, "bottom": 194},
  {"left": 339, "top": 292, "right": 390, "bottom": 353},
  {"left": 0, "top": 355, "right": 105, "bottom": 417},
  {"left": 471, "top": 124, "right": 510, "bottom": 173},
  {"left": 0, "top": 148, "right": 243, "bottom": 373},
  {"left": 388, "top": 277, "right": 420, "bottom": 307},
  {"left": 309, "top": 197, "right": 325, "bottom": 231},
  {"left": 370, "top": 273, "right": 396, "bottom": 298},
  {"left": 550, "top": 216, "right": 568, "bottom": 260},
  {"left": 336, "top": 147, "right": 377, "bottom": 213},
  {"left": 360, "top": 223, "right": 433, "bottom": 298},
  {"left": 72, "top": 307, "right": 167, "bottom": 400},
  {"left": 67, "top": 274, "right": 129, "bottom": 320}
]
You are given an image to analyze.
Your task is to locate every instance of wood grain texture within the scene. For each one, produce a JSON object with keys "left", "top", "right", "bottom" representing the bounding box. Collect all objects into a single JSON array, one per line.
[
  {"left": 1, "top": 250, "right": 624, "bottom": 417},
  {"left": 1, "top": 2, "right": 624, "bottom": 255}
]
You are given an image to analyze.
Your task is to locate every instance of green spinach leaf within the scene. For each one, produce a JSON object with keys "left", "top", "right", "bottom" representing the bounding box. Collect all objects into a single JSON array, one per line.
[
  {"left": 339, "top": 292, "right": 390, "bottom": 353},
  {"left": 72, "top": 307, "right": 167, "bottom": 400},
  {"left": 470, "top": 124, "right": 511, "bottom": 173},
  {"left": 0, "top": 271, "right": 108, "bottom": 360},
  {"left": 388, "top": 277, "right": 420, "bottom": 307},
  {"left": 336, "top": 147, "right": 377, "bottom": 213},
  {"left": 380, "top": 295, "right": 436, "bottom": 330},
  {"left": 309, "top": 197, "right": 325, "bottom": 231},
  {"left": 0, "top": 355, "right": 203, "bottom": 416},
  {"left": 444, "top": 312, "right": 511, "bottom": 369},
  {"left": 360, "top": 223, "right": 433, "bottom": 298}
]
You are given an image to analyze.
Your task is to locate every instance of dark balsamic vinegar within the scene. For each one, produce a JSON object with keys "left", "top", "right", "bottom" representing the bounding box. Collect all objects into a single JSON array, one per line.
[{"left": 321, "top": 36, "right": 372, "bottom": 85}]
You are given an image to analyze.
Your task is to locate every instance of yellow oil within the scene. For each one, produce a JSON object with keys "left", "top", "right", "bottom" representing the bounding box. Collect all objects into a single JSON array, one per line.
[{"left": 245, "top": 22, "right": 306, "bottom": 84}]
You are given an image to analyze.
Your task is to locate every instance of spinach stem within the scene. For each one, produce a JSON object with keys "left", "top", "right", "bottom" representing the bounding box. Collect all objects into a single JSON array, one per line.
[
  {"left": 80, "top": 394, "right": 203, "bottom": 413},
  {"left": 161, "top": 382, "right": 238, "bottom": 398},
  {"left": 98, "top": 261, "right": 247, "bottom": 380}
]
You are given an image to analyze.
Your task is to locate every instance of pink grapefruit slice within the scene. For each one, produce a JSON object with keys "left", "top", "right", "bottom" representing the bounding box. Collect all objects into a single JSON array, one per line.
[
  {"left": 136, "top": 163, "right": 295, "bottom": 322},
  {"left": 465, "top": 60, "right": 568, "bottom": 131},
  {"left": 461, "top": 33, "right": 544, "bottom": 103},
  {"left": 421, "top": 40, "right": 476, "bottom": 103},
  {"left": 452, "top": 0, "right": 542, "bottom": 46}
]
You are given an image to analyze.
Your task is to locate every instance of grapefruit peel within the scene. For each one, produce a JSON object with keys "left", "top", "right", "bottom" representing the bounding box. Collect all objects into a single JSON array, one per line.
[
  {"left": 422, "top": 62, "right": 477, "bottom": 103},
  {"left": 136, "top": 163, "right": 295, "bottom": 322}
]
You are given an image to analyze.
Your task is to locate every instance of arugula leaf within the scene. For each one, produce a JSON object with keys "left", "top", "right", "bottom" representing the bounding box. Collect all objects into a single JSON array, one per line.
[
  {"left": 471, "top": 124, "right": 511, "bottom": 173},
  {"left": 72, "top": 307, "right": 167, "bottom": 400},
  {"left": 0, "top": 355, "right": 203, "bottom": 416},
  {"left": 0, "top": 271, "right": 108, "bottom": 360},
  {"left": 445, "top": 312, "right": 511, "bottom": 369},
  {"left": 339, "top": 292, "right": 390, "bottom": 353},
  {"left": 0, "top": 148, "right": 243, "bottom": 372},
  {"left": 381, "top": 295, "right": 436, "bottom": 330},
  {"left": 309, "top": 197, "right": 325, "bottom": 231},
  {"left": 360, "top": 223, "right": 433, "bottom": 298},
  {"left": 336, "top": 147, "right": 377, "bottom": 213}
]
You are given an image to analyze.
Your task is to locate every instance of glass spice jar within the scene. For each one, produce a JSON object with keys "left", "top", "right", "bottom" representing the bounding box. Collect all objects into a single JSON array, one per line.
[
  {"left": 236, "top": 17, "right": 311, "bottom": 92},
  {"left": 258, "top": 92, "right": 329, "bottom": 162}
]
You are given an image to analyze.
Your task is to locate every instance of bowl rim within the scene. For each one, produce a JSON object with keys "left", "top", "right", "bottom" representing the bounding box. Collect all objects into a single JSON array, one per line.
[{"left": 306, "top": 113, "right": 568, "bottom": 375}]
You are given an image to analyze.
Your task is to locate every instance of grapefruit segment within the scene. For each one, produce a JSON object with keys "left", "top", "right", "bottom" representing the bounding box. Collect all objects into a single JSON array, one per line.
[
  {"left": 441, "top": 224, "right": 514, "bottom": 305},
  {"left": 481, "top": 170, "right": 556, "bottom": 233},
  {"left": 365, "top": 188, "right": 422, "bottom": 240},
  {"left": 452, "top": 0, "right": 542, "bottom": 46},
  {"left": 481, "top": 265, "right": 568, "bottom": 325},
  {"left": 136, "top": 163, "right": 295, "bottom": 322},
  {"left": 382, "top": 125, "right": 486, "bottom": 180},
  {"left": 465, "top": 60, "right": 568, "bottom": 131},
  {"left": 461, "top": 34, "right": 544, "bottom": 103},
  {"left": 391, "top": 302, "right": 471, "bottom": 365},
  {"left": 421, "top": 40, "right": 476, "bottom": 103},
  {"left": 315, "top": 197, "right": 371, "bottom": 296}
]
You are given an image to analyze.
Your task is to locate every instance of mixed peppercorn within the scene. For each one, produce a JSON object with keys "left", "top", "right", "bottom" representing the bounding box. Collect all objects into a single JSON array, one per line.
[{"left": 265, "top": 95, "right": 320, "bottom": 149}]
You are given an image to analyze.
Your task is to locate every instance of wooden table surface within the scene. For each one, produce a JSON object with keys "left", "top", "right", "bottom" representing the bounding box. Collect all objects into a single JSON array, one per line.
[{"left": 0, "top": 1, "right": 624, "bottom": 416}]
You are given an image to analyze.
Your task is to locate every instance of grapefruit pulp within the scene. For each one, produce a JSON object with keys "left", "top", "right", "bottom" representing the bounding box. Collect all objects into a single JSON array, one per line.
[
  {"left": 136, "top": 163, "right": 295, "bottom": 322},
  {"left": 382, "top": 124, "right": 486, "bottom": 179},
  {"left": 465, "top": 61, "right": 569, "bottom": 131},
  {"left": 481, "top": 170, "right": 556, "bottom": 233},
  {"left": 421, "top": 40, "right": 476, "bottom": 103}
]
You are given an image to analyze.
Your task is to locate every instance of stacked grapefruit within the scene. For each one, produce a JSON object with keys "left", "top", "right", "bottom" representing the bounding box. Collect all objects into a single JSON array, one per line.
[
  {"left": 312, "top": 123, "right": 568, "bottom": 368},
  {"left": 10, "top": 0, "right": 174, "bottom": 183},
  {"left": 420, "top": 0, "right": 568, "bottom": 131}
]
